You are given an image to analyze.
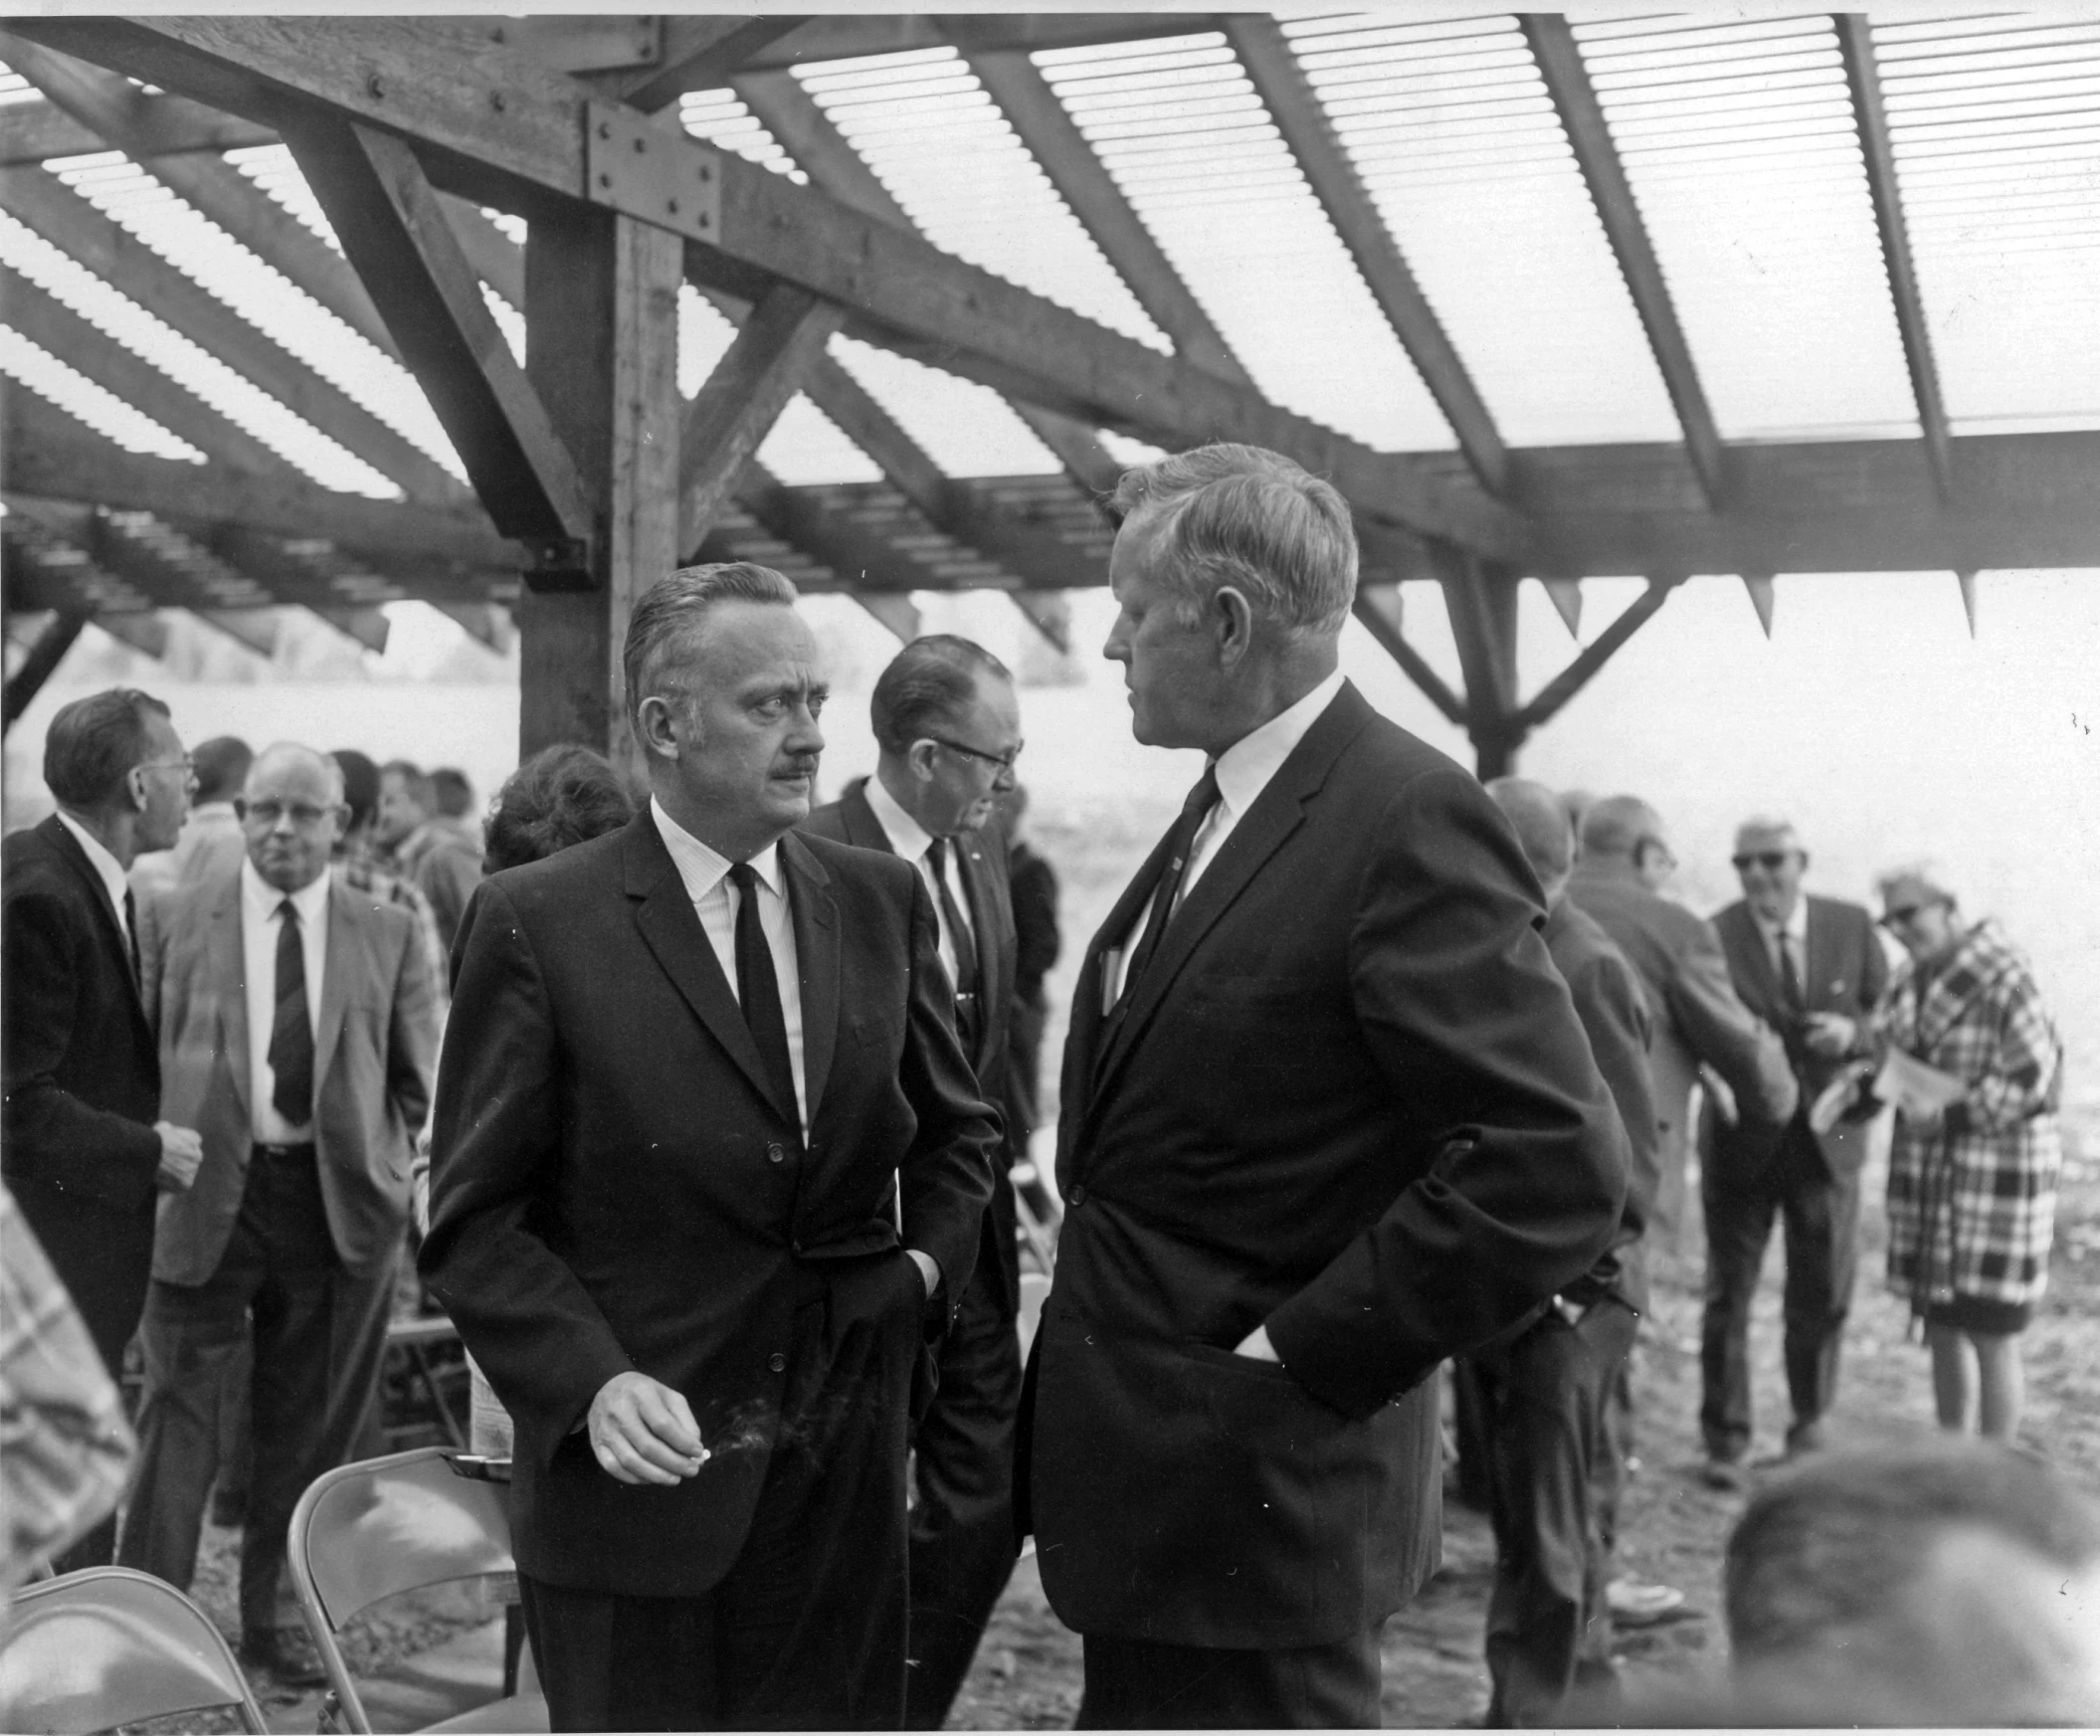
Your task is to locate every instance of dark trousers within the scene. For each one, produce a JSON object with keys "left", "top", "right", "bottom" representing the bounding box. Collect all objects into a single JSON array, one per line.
[
  {"left": 520, "top": 1260, "right": 917, "bottom": 1731},
  {"left": 1076, "top": 1627, "right": 1382, "bottom": 1729},
  {"left": 118, "top": 1145, "right": 396, "bottom": 1640},
  {"left": 1469, "top": 1297, "right": 1637, "bottom": 1729},
  {"left": 1699, "top": 1121, "right": 1861, "bottom": 1460},
  {"left": 904, "top": 1262, "right": 1022, "bottom": 1729}
]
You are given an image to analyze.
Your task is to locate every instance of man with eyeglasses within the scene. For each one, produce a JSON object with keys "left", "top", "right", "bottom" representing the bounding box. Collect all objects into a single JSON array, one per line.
[
  {"left": 3, "top": 688, "right": 203, "bottom": 1572},
  {"left": 1701, "top": 818, "right": 1886, "bottom": 1480},
  {"left": 801, "top": 634, "right": 1026, "bottom": 1729},
  {"left": 119, "top": 742, "right": 439, "bottom": 1686}
]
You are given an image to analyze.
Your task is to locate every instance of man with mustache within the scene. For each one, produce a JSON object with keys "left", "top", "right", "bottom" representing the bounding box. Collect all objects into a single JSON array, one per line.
[{"left": 423, "top": 565, "right": 1000, "bottom": 1730}]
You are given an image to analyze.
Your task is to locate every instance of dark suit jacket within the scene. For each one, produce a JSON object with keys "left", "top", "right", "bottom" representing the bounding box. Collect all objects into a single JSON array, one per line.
[
  {"left": 1709, "top": 894, "right": 1887, "bottom": 1179},
  {"left": 801, "top": 777, "right": 1020, "bottom": 1318},
  {"left": 1566, "top": 859, "right": 1798, "bottom": 1239},
  {"left": 1031, "top": 684, "right": 1626, "bottom": 1648},
  {"left": 2, "top": 816, "right": 162, "bottom": 1372},
  {"left": 1544, "top": 896, "right": 1658, "bottom": 1313},
  {"left": 139, "top": 867, "right": 439, "bottom": 1284},
  {"left": 419, "top": 812, "right": 1000, "bottom": 1597}
]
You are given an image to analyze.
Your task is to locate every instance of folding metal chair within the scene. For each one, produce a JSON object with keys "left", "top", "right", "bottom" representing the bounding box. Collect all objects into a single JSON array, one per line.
[
  {"left": 287, "top": 1446, "right": 547, "bottom": 1734},
  {"left": 0, "top": 1565, "right": 268, "bottom": 1733}
]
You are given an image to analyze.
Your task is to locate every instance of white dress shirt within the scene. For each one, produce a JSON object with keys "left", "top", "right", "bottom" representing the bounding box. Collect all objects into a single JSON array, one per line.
[
  {"left": 651, "top": 797, "right": 809, "bottom": 1135},
  {"left": 242, "top": 859, "right": 329, "bottom": 1144},
  {"left": 1759, "top": 895, "right": 1810, "bottom": 995},
  {"left": 1106, "top": 669, "right": 1346, "bottom": 1006},
  {"left": 861, "top": 773, "right": 974, "bottom": 992},
  {"left": 56, "top": 812, "right": 131, "bottom": 949}
]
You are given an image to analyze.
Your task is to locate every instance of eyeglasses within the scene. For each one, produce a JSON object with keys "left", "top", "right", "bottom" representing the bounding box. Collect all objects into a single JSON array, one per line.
[
  {"left": 1879, "top": 900, "right": 1948, "bottom": 930},
  {"left": 1732, "top": 851, "right": 1797, "bottom": 871},
  {"left": 929, "top": 735, "right": 1024, "bottom": 773},
  {"left": 134, "top": 756, "right": 194, "bottom": 779},
  {"left": 238, "top": 800, "right": 335, "bottom": 829}
]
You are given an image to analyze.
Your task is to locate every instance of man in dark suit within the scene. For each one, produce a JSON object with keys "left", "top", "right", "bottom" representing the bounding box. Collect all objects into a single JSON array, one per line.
[
  {"left": 2, "top": 688, "right": 203, "bottom": 1571},
  {"left": 1701, "top": 818, "right": 1887, "bottom": 1472},
  {"left": 1027, "top": 446, "right": 1627, "bottom": 1728},
  {"left": 119, "top": 743, "right": 440, "bottom": 1685},
  {"left": 1565, "top": 797, "right": 1798, "bottom": 1495},
  {"left": 1471, "top": 778, "right": 1659, "bottom": 1726},
  {"left": 421, "top": 565, "right": 1000, "bottom": 1731},
  {"left": 801, "top": 635, "right": 1024, "bottom": 1730}
]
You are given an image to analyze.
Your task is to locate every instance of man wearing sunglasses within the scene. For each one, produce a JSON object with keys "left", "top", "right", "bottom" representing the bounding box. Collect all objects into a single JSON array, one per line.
[
  {"left": 802, "top": 634, "right": 1025, "bottom": 1729},
  {"left": 1701, "top": 819, "right": 1886, "bottom": 1482}
]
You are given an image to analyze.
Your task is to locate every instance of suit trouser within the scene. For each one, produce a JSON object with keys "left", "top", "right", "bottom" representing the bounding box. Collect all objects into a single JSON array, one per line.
[
  {"left": 519, "top": 1257, "right": 919, "bottom": 1732},
  {"left": 119, "top": 1144, "right": 396, "bottom": 1640},
  {"left": 1699, "top": 1120, "right": 1861, "bottom": 1460},
  {"left": 1076, "top": 1626, "right": 1383, "bottom": 1729},
  {"left": 1469, "top": 1297, "right": 1637, "bottom": 1729},
  {"left": 904, "top": 1258, "right": 1022, "bottom": 1729}
]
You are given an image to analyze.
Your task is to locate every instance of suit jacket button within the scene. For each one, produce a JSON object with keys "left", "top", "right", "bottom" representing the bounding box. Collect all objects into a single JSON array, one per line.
[
  {"left": 1067, "top": 1185, "right": 1086, "bottom": 1207},
  {"left": 768, "top": 1353, "right": 787, "bottom": 1374},
  {"left": 767, "top": 1142, "right": 785, "bottom": 1164}
]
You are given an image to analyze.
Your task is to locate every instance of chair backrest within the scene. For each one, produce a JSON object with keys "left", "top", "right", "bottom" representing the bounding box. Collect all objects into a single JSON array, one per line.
[
  {"left": 0, "top": 1566, "right": 267, "bottom": 1734},
  {"left": 1017, "top": 1270, "right": 1052, "bottom": 1361}
]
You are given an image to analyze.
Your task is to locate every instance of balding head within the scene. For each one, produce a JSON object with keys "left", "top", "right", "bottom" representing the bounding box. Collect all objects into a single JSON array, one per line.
[
  {"left": 1581, "top": 795, "right": 1674, "bottom": 888},
  {"left": 239, "top": 743, "right": 347, "bottom": 892},
  {"left": 1487, "top": 777, "right": 1575, "bottom": 901}
]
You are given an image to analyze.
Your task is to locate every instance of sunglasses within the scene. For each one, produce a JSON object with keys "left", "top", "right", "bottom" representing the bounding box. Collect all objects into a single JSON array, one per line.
[
  {"left": 1732, "top": 852, "right": 1797, "bottom": 871},
  {"left": 1879, "top": 901, "right": 1942, "bottom": 930}
]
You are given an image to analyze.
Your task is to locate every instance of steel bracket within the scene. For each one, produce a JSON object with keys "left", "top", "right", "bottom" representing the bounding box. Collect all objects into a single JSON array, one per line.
[{"left": 583, "top": 98, "right": 720, "bottom": 243}]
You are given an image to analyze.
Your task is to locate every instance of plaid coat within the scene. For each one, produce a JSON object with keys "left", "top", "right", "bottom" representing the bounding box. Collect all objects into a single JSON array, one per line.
[{"left": 1876, "top": 919, "right": 2063, "bottom": 1313}]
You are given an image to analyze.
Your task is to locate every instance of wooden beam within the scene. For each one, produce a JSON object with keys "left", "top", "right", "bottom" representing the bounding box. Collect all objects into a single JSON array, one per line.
[
  {"left": 1520, "top": 15, "right": 1727, "bottom": 509},
  {"left": 1834, "top": 14, "right": 1954, "bottom": 503},
  {"left": 432, "top": 601, "right": 514, "bottom": 654},
  {"left": 3, "top": 17, "right": 1524, "bottom": 560},
  {"left": 680, "top": 282, "right": 845, "bottom": 559},
  {"left": 2, "top": 610, "right": 89, "bottom": 728},
  {"left": 610, "top": 17, "right": 814, "bottom": 116},
  {"left": 1956, "top": 570, "right": 1979, "bottom": 638},
  {"left": 743, "top": 15, "right": 1223, "bottom": 72},
  {"left": 0, "top": 261, "right": 299, "bottom": 479},
  {"left": 1516, "top": 576, "right": 1683, "bottom": 734},
  {"left": 1350, "top": 591, "right": 1465, "bottom": 727},
  {"left": 311, "top": 605, "right": 390, "bottom": 654},
  {"left": 195, "top": 609, "right": 281, "bottom": 658},
  {"left": 854, "top": 594, "right": 922, "bottom": 644},
  {"left": 286, "top": 118, "right": 592, "bottom": 575},
  {"left": 437, "top": 194, "right": 525, "bottom": 308},
  {"left": 93, "top": 612, "right": 171, "bottom": 660},
  {"left": 0, "top": 92, "right": 274, "bottom": 167},
  {"left": 1742, "top": 572, "right": 1776, "bottom": 639},
  {"left": 0, "top": 31, "right": 400, "bottom": 358},
  {"left": 1224, "top": 17, "right": 1509, "bottom": 496},
  {"left": 958, "top": 42, "right": 1251, "bottom": 388},
  {"left": 1009, "top": 592, "right": 1072, "bottom": 656},
  {"left": 1541, "top": 578, "right": 1584, "bottom": 638},
  {"left": 0, "top": 163, "right": 470, "bottom": 505},
  {"left": 735, "top": 466, "right": 978, "bottom": 597}
]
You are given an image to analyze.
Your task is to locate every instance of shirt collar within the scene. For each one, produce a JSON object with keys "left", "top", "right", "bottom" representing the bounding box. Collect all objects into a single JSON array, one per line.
[
  {"left": 861, "top": 773, "right": 936, "bottom": 866},
  {"left": 1758, "top": 897, "right": 1809, "bottom": 945},
  {"left": 242, "top": 857, "right": 331, "bottom": 925},
  {"left": 1211, "top": 669, "right": 1346, "bottom": 818},
  {"left": 651, "top": 796, "right": 784, "bottom": 900},
  {"left": 56, "top": 812, "right": 129, "bottom": 918}
]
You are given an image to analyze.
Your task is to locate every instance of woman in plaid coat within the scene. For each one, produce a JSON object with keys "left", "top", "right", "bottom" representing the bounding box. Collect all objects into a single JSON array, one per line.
[{"left": 1872, "top": 867, "right": 2064, "bottom": 1443}]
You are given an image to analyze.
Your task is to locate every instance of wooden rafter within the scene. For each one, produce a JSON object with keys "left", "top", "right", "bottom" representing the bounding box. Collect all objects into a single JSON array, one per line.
[
  {"left": 1349, "top": 594, "right": 1465, "bottom": 727},
  {"left": 1520, "top": 14, "right": 1727, "bottom": 510},
  {"left": 0, "top": 162, "right": 468, "bottom": 504},
  {"left": 2, "top": 609, "right": 90, "bottom": 727},
  {"left": 1225, "top": 17, "right": 1510, "bottom": 497},
  {"left": 1834, "top": 14, "right": 1954, "bottom": 503},
  {"left": 605, "top": 17, "right": 814, "bottom": 115},
  {"left": 3, "top": 16, "right": 1526, "bottom": 562},
  {"left": 1515, "top": 576, "right": 1683, "bottom": 734},
  {"left": 286, "top": 117, "right": 591, "bottom": 575},
  {"left": 0, "top": 90, "right": 273, "bottom": 167},
  {"left": 679, "top": 281, "right": 845, "bottom": 559}
]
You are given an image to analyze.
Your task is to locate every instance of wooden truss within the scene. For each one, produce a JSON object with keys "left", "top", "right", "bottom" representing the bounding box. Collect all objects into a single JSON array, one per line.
[{"left": 1, "top": 14, "right": 2090, "bottom": 773}]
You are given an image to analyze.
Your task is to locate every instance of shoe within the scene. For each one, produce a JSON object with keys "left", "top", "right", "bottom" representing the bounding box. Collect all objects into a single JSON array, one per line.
[
  {"left": 1607, "top": 1577, "right": 1687, "bottom": 1627},
  {"left": 1701, "top": 1453, "right": 1750, "bottom": 1492},
  {"left": 238, "top": 1628, "right": 329, "bottom": 1690},
  {"left": 1785, "top": 1419, "right": 1826, "bottom": 1456}
]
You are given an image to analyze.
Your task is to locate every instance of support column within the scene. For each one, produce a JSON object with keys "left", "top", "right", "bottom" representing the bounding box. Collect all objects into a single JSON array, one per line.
[
  {"left": 1436, "top": 547, "right": 1524, "bottom": 779},
  {"left": 518, "top": 207, "right": 683, "bottom": 764}
]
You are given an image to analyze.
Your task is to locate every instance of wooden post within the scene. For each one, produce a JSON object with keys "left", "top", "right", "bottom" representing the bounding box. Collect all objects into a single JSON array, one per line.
[{"left": 518, "top": 206, "right": 682, "bottom": 765}]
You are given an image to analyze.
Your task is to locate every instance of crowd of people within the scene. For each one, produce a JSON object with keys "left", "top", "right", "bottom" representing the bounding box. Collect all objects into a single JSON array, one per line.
[{"left": 2, "top": 440, "right": 2092, "bottom": 1728}]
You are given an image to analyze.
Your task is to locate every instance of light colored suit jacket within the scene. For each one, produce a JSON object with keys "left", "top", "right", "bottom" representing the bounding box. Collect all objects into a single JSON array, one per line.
[{"left": 139, "top": 866, "right": 440, "bottom": 1284}]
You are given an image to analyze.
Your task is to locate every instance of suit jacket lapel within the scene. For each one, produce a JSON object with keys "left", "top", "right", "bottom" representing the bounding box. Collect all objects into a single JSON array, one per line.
[
  {"left": 623, "top": 813, "right": 782, "bottom": 1117},
  {"left": 840, "top": 781, "right": 891, "bottom": 854},
  {"left": 210, "top": 872, "right": 251, "bottom": 1124},
  {"left": 42, "top": 816, "right": 145, "bottom": 1025},
  {"left": 314, "top": 878, "right": 354, "bottom": 1087},
  {"left": 781, "top": 832, "right": 839, "bottom": 1125},
  {"left": 1730, "top": 905, "right": 1782, "bottom": 1017}
]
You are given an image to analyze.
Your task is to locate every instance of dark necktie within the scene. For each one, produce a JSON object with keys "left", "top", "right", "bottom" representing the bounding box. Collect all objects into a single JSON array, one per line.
[
  {"left": 1115, "top": 764, "right": 1221, "bottom": 1012},
  {"left": 269, "top": 899, "right": 314, "bottom": 1126},
  {"left": 1778, "top": 930, "right": 1806, "bottom": 1014},
  {"left": 926, "top": 838, "right": 981, "bottom": 1002},
  {"left": 728, "top": 863, "right": 798, "bottom": 1127},
  {"left": 121, "top": 886, "right": 140, "bottom": 991}
]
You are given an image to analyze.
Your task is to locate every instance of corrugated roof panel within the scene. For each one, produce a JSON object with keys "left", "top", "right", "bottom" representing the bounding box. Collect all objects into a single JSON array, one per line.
[
  {"left": 0, "top": 62, "right": 37, "bottom": 106},
  {"left": 828, "top": 334, "right": 1066, "bottom": 478},
  {"left": 0, "top": 325, "right": 207, "bottom": 462},
  {"left": 1876, "top": 14, "right": 2100, "bottom": 435},
  {"left": 1283, "top": 13, "right": 1680, "bottom": 447},
  {"left": 677, "top": 89, "right": 808, "bottom": 183},
  {"left": 1574, "top": 14, "right": 1921, "bottom": 442},
  {"left": 790, "top": 48, "right": 1170, "bottom": 352},
  {"left": 1033, "top": 31, "right": 1456, "bottom": 453},
  {"left": 0, "top": 203, "right": 401, "bottom": 496}
]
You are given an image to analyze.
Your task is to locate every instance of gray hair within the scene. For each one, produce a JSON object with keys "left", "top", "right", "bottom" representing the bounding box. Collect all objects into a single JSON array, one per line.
[
  {"left": 1580, "top": 794, "right": 1667, "bottom": 861},
  {"left": 623, "top": 562, "right": 800, "bottom": 732},
  {"left": 44, "top": 687, "right": 171, "bottom": 811},
  {"left": 1487, "top": 777, "right": 1575, "bottom": 886},
  {"left": 870, "top": 636, "right": 1011, "bottom": 756},
  {"left": 1735, "top": 815, "right": 1802, "bottom": 856},
  {"left": 1111, "top": 444, "right": 1357, "bottom": 642}
]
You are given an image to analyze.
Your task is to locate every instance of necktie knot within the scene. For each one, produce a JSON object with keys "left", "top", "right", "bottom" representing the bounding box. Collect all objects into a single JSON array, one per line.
[
  {"left": 728, "top": 862, "right": 759, "bottom": 894},
  {"left": 277, "top": 898, "right": 298, "bottom": 926},
  {"left": 1183, "top": 766, "right": 1221, "bottom": 825}
]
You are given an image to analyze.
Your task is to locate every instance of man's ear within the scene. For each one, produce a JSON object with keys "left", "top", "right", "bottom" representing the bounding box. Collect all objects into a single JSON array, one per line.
[
  {"left": 635, "top": 696, "right": 680, "bottom": 760},
  {"left": 1212, "top": 586, "right": 1255, "bottom": 671},
  {"left": 905, "top": 738, "right": 941, "bottom": 784}
]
